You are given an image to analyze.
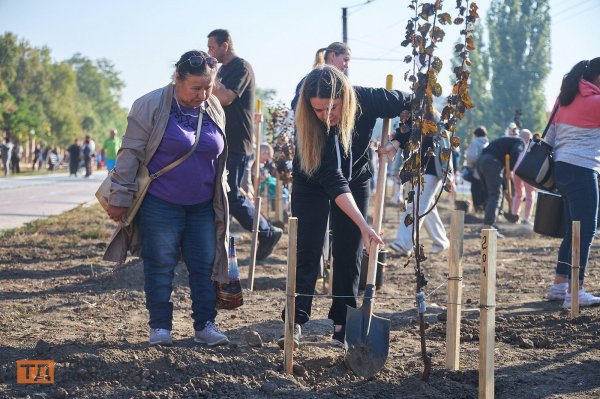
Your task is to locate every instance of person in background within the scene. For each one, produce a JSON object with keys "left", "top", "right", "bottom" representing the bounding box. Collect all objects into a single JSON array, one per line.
[
  {"left": 476, "top": 135, "right": 525, "bottom": 236},
  {"left": 102, "top": 129, "right": 121, "bottom": 171},
  {"left": 104, "top": 50, "right": 231, "bottom": 347},
  {"left": 32, "top": 145, "right": 42, "bottom": 171},
  {"left": 83, "top": 135, "right": 95, "bottom": 177},
  {"left": 280, "top": 65, "right": 412, "bottom": 348},
  {"left": 47, "top": 146, "right": 60, "bottom": 171},
  {"left": 67, "top": 139, "right": 82, "bottom": 177},
  {"left": 389, "top": 127, "right": 452, "bottom": 256},
  {"left": 1, "top": 136, "right": 13, "bottom": 176},
  {"left": 11, "top": 140, "right": 23, "bottom": 174},
  {"left": 545, "top": 57, "right": 600, "bottom": 308},
  {"left": 504, "top": 122, "right": 519, "bottom": 137},
  {"left": 511, "top": 128, "right": 536, "bottom": 226},
  {"left": 208, "top": 28, "right": 282, "bottom": 261},
  {"left": 465, "top": 126, "right": 489, "bottom": 212},
  {"left": 291, "top": 42, "right": 351, "bottom": 111}
]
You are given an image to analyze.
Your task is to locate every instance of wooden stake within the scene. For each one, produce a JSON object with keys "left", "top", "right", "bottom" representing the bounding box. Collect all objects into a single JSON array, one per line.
[
  {"left": 275, "top": 170, "right": 283, "bottom": 223},
  {"left": 479, "top": 228, "right": 496, "bottom": 399},
  {"left": 253, "top": 98, "right": 263, "bottom": 196},
  {"left": 446, "top": 210, "right": 464, "bottom": 370},
  {"left": 246, "top": 196, "right": 262, "bottom": 291},
  {"left": 571, "top": 220, "right": 580, "bottom": 318},
  {"left": 284, "top": 217, "right": 298, "bottom": 375}
]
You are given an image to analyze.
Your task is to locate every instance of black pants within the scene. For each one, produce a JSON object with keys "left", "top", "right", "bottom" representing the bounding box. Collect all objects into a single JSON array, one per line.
[
  {"left": 477, "top": 153, "right": 503, "bottom": 226},
  {"left": 470, "top": 177, "right": 487, "bottom": 211},
  {"left": 226, "top": 152, "right": 270, "bottom": 232},
  {"left": 287, "top": 176, "right": 370, "bottom": 325}
]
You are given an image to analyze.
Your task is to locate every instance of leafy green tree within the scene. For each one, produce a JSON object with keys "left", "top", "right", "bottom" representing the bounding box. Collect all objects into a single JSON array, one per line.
[
  {"left": 486, "top": 0, "right": 551, "bottom": 135},
  {"left": 0, "top": 33, "right": 127, "bottom": 148},
  {"left": 454, "top": 23, "right": 496, "bottom": 140}
]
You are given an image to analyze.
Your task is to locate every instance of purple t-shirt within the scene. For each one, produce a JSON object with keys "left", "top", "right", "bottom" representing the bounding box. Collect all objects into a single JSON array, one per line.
[{"left": 147, "top": 99, "right": 224, "bottom": 205}]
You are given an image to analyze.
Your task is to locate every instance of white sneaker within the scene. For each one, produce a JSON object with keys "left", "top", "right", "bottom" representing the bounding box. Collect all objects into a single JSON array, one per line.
[
  {"left": 389, "top": 241, "right": 412, "bottom": 256},
  {"left": 547, "top": 282, "right": 568, "bottom": 301},
  {"left": 277, "top": 323, "right": 301, "bottom": 350},
  {"left": 430, "top": 244, "right": 449, "bottom": 254},
  {"left": 562, "top": 289, "right": 600, "bottom": 308},
  {"left": 149, "top": 328, "right": 173, "bottom": 346},
  {"left": 194, "top": 321, "right": 229, "bottom": 346},
  {"left": 521, "top": 219, "right": 534, "bottom": 227}
]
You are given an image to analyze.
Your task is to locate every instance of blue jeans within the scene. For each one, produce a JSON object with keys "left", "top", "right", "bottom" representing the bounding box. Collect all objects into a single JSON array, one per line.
[
  {"left": 137, "top": 193, "right": 217, "bottom": 331},
  {"left": 554, "top": 162, "right": 599, "bottom": 282},
  {"left": 227, "top": 152, "right": 270, "bottom": 232}
]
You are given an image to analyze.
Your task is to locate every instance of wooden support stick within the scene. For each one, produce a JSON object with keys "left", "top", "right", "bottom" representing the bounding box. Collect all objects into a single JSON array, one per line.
[
  {"left": 284, "top": 217, "right": 298, "bottom": 375},
  {"left": 246, "top": 196, "right": 262, "bottom": 291},
  {"left": 253, "top": 98, "right": 263, "bottom": 196},
  {"left": 262, "top": 179, "right": 269, "bottom": 221},
  {"left": 446, "top": 210, "right": 465, "bottom": 371},
  {"left": 479, "top": 228, "right": 497, "bottom": 399},
  {"left": 571, "top": 220, "right": 580, "bottom": 318},
  {"left": 275, "top": 170, "right": 283, "bottom": 223}
]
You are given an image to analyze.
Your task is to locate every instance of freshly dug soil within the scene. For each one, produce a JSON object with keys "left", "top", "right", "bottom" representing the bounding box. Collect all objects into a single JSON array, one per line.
[{"left": 1, "top": 197, "right": 599, "bottom": 398}]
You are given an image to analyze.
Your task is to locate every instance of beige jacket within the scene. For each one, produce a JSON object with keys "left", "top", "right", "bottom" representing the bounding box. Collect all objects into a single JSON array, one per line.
[{"left": 103, "top": 83, "right": 230, "bottom": 283}]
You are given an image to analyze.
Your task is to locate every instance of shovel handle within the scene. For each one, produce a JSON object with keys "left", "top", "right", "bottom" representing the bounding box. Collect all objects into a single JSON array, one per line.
[{"left": 366, "top": 74, "right": 393, "bottom": 288}]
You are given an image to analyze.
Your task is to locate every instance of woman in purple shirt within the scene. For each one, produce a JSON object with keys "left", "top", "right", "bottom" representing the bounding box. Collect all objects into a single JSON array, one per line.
[{"left": 107, "top": 50, "right": 230, "bottom": 347}]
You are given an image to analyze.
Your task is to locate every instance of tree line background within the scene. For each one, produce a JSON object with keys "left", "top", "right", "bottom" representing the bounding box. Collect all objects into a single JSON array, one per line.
[
  {"left": 0, "top": 0, "right": 552, "bottom": 160},
  {"left": 0, "top": 32, "right": 127, "bottom": 155},
  {"left": 455, "top": 0, "right": 551, "bottom": 141}
]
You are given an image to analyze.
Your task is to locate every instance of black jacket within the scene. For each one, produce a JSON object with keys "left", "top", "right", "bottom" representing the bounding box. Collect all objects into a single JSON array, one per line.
[
  {"left": 292, "top": 86, "right": 411, "bottom": 199},
  {"left": 481, "top": 136, "right": 525, "bottom": 170}
]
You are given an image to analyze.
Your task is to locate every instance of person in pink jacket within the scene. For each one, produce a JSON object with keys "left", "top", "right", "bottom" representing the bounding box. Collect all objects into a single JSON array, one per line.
[{"left": 545, "top": 57, "right": 600, "bottom": 308}]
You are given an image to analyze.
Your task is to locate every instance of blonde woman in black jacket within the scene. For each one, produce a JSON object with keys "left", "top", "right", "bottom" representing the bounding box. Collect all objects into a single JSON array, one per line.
[{"left": 279, "top": 65, "right": 411, "bottom": 348}]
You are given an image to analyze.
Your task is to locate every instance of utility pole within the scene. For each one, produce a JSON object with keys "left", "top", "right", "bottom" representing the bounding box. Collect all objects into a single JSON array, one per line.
[
  {"left": 341, "top": 0, "right": 374, "bottom": 76},
  {"left": 342, "top": 7, "right": 348, "bottom": 45}
]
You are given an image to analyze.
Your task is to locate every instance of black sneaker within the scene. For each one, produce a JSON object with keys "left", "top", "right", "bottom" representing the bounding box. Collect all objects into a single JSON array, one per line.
[
  {"left": 257, "top": 226, "right": 283, "bottom": 261},
  {"left": 331, "top": 324, "right": 346, "bottom": 347},
  {"left": 277, "top": 323, "right": 301, "bottom": 349}
]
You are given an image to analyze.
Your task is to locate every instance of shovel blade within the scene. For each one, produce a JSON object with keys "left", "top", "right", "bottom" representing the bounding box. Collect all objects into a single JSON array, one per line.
[{"left": 345, "top": 307, "right": 391, "bottom": 378}]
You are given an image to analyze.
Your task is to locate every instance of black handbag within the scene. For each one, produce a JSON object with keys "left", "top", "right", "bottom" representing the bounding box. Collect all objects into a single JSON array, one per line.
[
  {"left": 533, "top": 190, "right": 566, "bottom": 238},
  {"left": 514, "top": 105, "right": 559, "bottom": 191}
]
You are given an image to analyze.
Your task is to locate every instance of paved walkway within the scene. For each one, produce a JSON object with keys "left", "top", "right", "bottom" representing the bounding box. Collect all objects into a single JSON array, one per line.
[{"left": 0, "top": 171, "right": 108, "bottom": 230}]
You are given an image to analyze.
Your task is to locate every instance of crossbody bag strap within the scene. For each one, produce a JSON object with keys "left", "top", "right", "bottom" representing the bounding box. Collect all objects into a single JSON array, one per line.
[
  {"left": 541, "top": 103, "right": 559, "bottom": 139},
  {"left": 149, "top": 110, "right": 205, "bottom": 179}
]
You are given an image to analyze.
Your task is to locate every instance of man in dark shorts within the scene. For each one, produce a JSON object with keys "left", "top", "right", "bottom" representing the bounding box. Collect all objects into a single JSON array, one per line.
[{"left": 208, "top": 29, "right": 282, "bottom": 260}]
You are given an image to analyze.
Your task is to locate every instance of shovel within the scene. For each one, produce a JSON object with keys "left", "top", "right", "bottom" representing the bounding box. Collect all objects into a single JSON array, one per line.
[
  {"left": 503, "top": 154, "right": 519, "bottom": 223},
  {"left": 345, "top": 75, "right": 392, "bottom": 378}
]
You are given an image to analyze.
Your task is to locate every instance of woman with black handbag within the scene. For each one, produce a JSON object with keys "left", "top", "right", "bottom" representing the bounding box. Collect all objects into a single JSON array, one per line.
[{"left": 546, "top": 57, "right": 600, "bottom": 308}]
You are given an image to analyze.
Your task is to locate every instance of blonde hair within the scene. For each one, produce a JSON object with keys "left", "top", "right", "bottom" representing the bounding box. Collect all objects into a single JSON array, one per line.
[
  {"left": 295, "top": 65, "right": 357, "bottom": 177},
  {"left": 313, "top": 42, "right": 351, "bottom": 68}
]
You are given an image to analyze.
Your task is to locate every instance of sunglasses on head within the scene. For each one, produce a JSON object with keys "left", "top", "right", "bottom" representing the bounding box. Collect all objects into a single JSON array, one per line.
[{"left": 182, "top": 55, "right": 218, "bottom": 69}]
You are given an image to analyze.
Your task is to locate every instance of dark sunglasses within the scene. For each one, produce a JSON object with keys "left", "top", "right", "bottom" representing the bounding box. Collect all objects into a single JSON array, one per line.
[{"left": 182, "top": 55, "right": 218, "bottom": 69}]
